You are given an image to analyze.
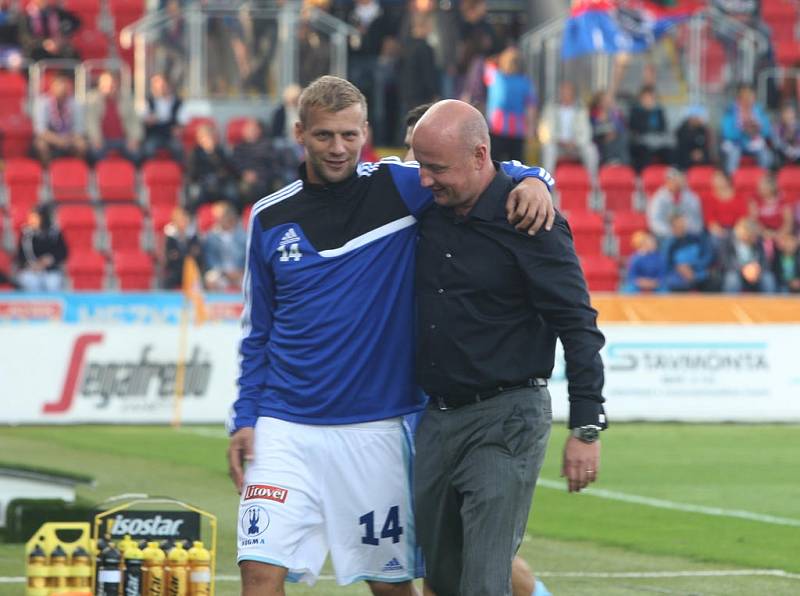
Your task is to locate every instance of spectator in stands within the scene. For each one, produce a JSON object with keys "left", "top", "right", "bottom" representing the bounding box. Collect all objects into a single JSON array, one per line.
[
  {"left": 720, "top": 83, "right": 772, "bottom": 174},
  {"left": 675, "top": 105, "right": 713, "bottom": 171},
  {"left": 0, "top": 0, "right": 24, "bottom": 70},
  {"left": 270, "top": 83, "right": 301, "bottom": 142},
  {"left": 774, "top": 231, "right": 800, "bottom": 293},
  {"left": 647, "top": 167, "right": 704, "bottom": 243},
  {"left": 154, "top": 0, "right": 186, "bottom": 90},
  {"left": 140, "top": 73, "right": 184, "bottom": 162},
  {"left": 589, "top": 89, "right": 629, "bottom": 166},
  {"left": 233, "top": 118, "right": 298, "bottom": 207},
  {"left": 457, "top": 30, "right": 492, "bottom": 113},
  {"left": 202, "top": 201, "right": 246, "bottom": 292},
  {"left": 538, "top": 80, "right": 598, "bottom": 181},
  {"left": 187, "top": 123, "right": 238, "bottom": 212},
  {"left": 772, "top": 103, "right": 800, "bottom": 167},
  {"left": 161, "top": 206, "right": 203, "bottom": 290},
  {"left": 721, "top": 217, "right": 776, "bottom": 293},
  {"left": 628, "top": 85, "right": 672, "bottom": 173},
  {"left": 749, "top": 172, "right": 792, "bottom": 239},
  {"left": 15, "top": 205, "right": 68, "bottom": 292},
  {"left": 705, "top": 169, "right": 749, "bottom": 243},
  {"left": 622, "top": 230, "right": 666, "bottom": 293},
  {"left": 344, "top": 0, "right": 400, "bottom": 141},
  {"left": 298, "top": 15, "right": 332, "bottom": 86},
  {"left": 398, "top": 13, "right": 439, "bottom": 140},
  {"left": 33, "top": 73, "right": 87, "bottom": 164},
  {"left": 663, "top": 213, "right": 718, "bottom": 292},
  {"left": 85, "top": 71, "right": 141, "bottom": 164},
  {"left": 483, "top": 46, "right": 537, "bottom": 162},
  {"left": 22, "top": 0, "right": 80, "bottom": 62}
]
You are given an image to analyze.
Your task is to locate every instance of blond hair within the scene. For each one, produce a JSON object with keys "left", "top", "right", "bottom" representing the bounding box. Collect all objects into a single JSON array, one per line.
[{"left": 298, "top": 76, "right": 367, "bottom": 126}]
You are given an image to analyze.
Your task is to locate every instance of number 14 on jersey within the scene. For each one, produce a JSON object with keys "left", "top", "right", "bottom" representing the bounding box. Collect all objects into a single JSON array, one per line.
[
  {"left": 360, "top": 506, "right": 403, "bottom": 545},
  {"left": 278, "top": 243, "right": 302, "bottom": 262}
]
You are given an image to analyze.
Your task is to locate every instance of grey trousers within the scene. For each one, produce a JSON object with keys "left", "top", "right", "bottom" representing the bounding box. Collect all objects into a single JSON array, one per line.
[{"left": 414, "top": 387, "right": 552, "bottom": 596}]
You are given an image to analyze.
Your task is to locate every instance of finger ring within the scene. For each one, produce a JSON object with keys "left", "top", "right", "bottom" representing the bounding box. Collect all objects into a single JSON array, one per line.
[{"left": 586, "top": 470, "right": 593, "bottom": 473}]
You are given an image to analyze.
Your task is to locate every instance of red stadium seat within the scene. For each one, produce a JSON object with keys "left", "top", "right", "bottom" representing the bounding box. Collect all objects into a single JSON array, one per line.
[
  {"left": 762, "top": 1, "right": 798, "bottom": 40},
  {"left": 226, "top": 117, "right": 250, "bottom": 148},
  {"left": 72, "top": 28, "right": 110, "bottom": 60},
  {"left": 142, "top": 160, "right": 182, "bottom": 208},
  {"left": 564, "top": 209, "right": 605, "bottom": 256},
  {"left": 57, "top": 206, "right": 97, "bottom": 251},
  {"left": 150, "top": 204, "right": 175, "bottom": 241},
  {"left": 105, "top": 204, "right": 144, "bottom": 252},
  {"left": 598, "top": 164, "right": 636, "bottom": 212},
  {"left": 182, "top": 116, "right": 217, "bottom": 154},
  {"left": 776, "top": 165, "right": 800, "bottom": 203},
  {"left": 196, "top": 203, "right": 216, "bottom": 233},
  {"left": 4, "top": 158, "right": 42, "bottom": 213},
  {"left": 96, "top": 158, "right": 137, "bottom": 202},
  {"left": 9, "top": 205, "right": 29, "bottom": 239},
  {"left": 0, "top": 250, "right": 13, "bottom": 289},
  {"left": 686, "top": 165, "right": 716, "bottom": 197},
  {"left": 641, "top": 164, "right": 669, "bottom": 198},
  {"left": 611, "top": 210, "right": 648, "bottom": 259},
  {"left": 113, "top": 250, "right": 154, "bottom": 290},
  {"left": 0, "top": 71, "right": 27, "bottom": 115},
  {"left": 110, "top": 0, "right": 145, "bottom": 29},
  {"left": 776, "top": 40, "right": 800, "bottom": 68},
  {"left": 66, "top": 250, "right": 106, "bottom": 290},
  {"left": 50, "top": 158, "right": 91, "bottom": 202},
  {"left": 555, "top": 163, "right": 592, "bottom": 211},
  {"left": 732, "top": 166, "right": 766, "bottom": 199},
  {"left": 580, "top": 254, "right": 619, "bottom": 292},
  {"left": 63, "top": 0, "right": 101, "bottom": 28},
  {"left": 241, "top": 204, "right": 253, "bottom": 230},
  {"left": 702, "top": 36, "right": 727, "bottom": 90},
  {"left": 0, "top": 113, "right": 33, "bottom": 158}
]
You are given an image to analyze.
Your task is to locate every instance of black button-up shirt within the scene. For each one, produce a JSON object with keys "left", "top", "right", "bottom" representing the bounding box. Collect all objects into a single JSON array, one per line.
[{"left": 415, "top": 167, "right": 606, "bottom": 428}]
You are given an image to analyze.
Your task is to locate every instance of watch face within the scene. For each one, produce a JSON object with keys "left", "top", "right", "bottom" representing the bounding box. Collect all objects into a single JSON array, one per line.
[{"left": 576, "top": 426, "right": 599, "bottom": 442}]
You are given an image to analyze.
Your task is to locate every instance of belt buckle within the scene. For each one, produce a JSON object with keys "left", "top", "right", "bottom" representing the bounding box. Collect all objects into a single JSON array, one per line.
[{"left": 436, "top": 396, "right": 451, "bottom": 411}]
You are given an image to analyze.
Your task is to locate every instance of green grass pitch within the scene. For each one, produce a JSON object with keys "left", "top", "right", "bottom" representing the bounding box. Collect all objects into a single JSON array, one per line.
[{"left": 1, "top": 423, "right": 799, "bottom": 595}]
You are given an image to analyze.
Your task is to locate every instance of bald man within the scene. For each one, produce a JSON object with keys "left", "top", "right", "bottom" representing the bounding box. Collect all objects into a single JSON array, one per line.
[{"left": 411, "top": 100, "right": 607, "bottom": 596}]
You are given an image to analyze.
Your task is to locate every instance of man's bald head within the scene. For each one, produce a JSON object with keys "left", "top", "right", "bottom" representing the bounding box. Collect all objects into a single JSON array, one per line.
[
  {"left": 411, "top": 100, "right": 496, "bottom": 215},
  {"left": 413, "top": 99, "right": 490, "bottom": 156}
]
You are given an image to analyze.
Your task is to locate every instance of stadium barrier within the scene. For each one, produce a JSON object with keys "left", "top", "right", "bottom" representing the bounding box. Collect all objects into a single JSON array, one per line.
[{"left": 1, "top": 293, "right": 798, "bottom": 424}]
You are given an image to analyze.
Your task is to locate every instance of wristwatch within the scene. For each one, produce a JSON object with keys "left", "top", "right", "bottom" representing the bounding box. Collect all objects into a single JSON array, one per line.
[{"left": 571, "top": 425, "right": 602, "bottom": 444}]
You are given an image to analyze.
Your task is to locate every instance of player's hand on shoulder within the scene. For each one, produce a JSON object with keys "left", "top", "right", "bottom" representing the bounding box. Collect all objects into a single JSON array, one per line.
[{"left": 507, "top": 177, "right": 555, "bottom": 235}]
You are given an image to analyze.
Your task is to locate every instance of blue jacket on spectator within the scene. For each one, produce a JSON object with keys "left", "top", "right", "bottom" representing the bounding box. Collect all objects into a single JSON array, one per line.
[
  {"left": 720, "top": 101, "right": 771, "bottom": 149},
  {"left": 624, "top": 251, "right": 667, "bottom": 293},
  {"left": 663, "top": 232, "right": 717, "bottom": 292}
]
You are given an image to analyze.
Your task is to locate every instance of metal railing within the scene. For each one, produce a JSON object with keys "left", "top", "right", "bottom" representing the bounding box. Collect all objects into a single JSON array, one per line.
[
  {"left": 521, "top": 7, "right": 769, "bottom": 109},
  {"left": 119, "top": 0, "right": 358, "bottom": 109}
]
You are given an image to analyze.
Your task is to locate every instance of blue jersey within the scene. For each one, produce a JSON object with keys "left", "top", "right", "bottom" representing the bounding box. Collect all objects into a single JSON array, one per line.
[{"left": 229, "top": 158, "right": 554, "bottom": 432}]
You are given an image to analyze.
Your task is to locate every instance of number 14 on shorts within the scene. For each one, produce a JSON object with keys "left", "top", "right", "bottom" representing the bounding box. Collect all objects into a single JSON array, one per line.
[{"left": 359, "top": 506, "right": 403, "bottom": 545}]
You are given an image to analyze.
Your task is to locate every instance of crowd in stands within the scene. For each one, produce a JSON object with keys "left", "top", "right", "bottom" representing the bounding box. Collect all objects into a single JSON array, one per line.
[{"left": 1, "top": 0, "right": 800, "bottom": 295}]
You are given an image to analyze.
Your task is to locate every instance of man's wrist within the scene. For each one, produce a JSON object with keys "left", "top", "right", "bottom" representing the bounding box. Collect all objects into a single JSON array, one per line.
[{"left": 571, "top": 424, "right": 602, "bottom": 444}]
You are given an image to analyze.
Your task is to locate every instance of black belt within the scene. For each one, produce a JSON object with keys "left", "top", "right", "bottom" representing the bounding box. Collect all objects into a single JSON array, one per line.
[{"left": 428, "top": 378, "right": 548, "bottom": 411}]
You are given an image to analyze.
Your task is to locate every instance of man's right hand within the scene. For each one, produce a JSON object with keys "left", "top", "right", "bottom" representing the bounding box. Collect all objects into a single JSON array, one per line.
[{"left": 228, "top": 427, "right": 254, "bottom": 493}]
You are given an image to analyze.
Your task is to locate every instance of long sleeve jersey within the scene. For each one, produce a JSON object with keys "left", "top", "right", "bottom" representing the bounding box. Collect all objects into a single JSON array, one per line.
[{"left": 229, "top": 158, "right": 553, "bottom": 432}]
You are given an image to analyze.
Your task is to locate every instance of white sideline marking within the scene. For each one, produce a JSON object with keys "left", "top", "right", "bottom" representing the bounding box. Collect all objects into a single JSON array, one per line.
[
  {"left": 175, "top": 426, "right": 229, "bottom": 439},
  {"left": 3, "top": 569, "right": 799, "bottom": 583},
  {"left": 537, "top": 478, "right": 800, "bottom": 527}
]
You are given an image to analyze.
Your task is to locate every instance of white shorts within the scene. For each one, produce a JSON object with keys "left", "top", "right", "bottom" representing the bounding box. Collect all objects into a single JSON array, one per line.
[{"left": 237, "top": 416, "right": 423, "bottom": 586}]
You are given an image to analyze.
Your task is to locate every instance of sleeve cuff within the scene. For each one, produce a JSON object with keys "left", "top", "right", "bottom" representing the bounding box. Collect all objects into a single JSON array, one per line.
[{"left": 568, "top": 399, "right": 607, "bottom": 430}]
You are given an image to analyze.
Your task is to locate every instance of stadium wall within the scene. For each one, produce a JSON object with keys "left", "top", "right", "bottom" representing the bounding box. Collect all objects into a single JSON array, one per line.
[{"left": 1, "top": 293, "right": 798, "bottom": 424}]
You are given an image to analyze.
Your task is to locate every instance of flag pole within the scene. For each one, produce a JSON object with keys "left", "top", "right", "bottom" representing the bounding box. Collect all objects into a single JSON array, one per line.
[{"left": 173, "top": 256, "right": 205, "bottom": 429}]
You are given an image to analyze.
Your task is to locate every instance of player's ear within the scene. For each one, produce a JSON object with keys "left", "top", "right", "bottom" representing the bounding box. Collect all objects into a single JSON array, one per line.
[
  {"left": 473, "top": 143, "right": 489, "bottom": 168},
  {"left": 294, "top": 120, "right": 305, "bottom": 146}
]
